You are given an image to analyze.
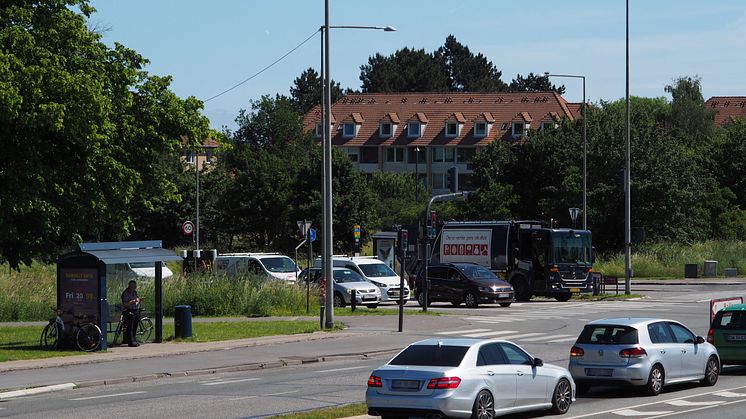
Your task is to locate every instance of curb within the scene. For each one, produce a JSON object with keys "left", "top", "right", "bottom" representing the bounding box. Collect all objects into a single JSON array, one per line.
[{"left": 0, "top": 383, "right": 76, "bottom": 401}]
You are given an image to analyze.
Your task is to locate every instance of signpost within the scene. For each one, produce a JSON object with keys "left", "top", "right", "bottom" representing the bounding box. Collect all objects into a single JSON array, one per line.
[
  {"left": 398, "top": 227, "right": 408, "bottom": 332},
  {"left": 710, "top": 297, "right": 744, "bottom": 323},
  {"left": 182, "top": 221, "right": 194, "bottom": 236},
  {"left": 569, "top": 208, "right": 580, "bottom": 229},
  {"left": 306, "top": 227, "right": 316, "bottom": 314},
  {"left": 354, "top": 224, "right": 361, "bottom": 256}
]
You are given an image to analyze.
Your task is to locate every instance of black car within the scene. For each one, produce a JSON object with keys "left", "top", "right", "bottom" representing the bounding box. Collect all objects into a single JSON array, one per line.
[{"left": 415, "top": 263, "right": 514, "bottom": 308}]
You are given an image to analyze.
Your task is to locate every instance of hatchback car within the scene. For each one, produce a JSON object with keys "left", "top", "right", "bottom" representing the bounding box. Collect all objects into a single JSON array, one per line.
[
  {"left": 366, "top": 338, "right": 575, "bottom": 418},
  {"left": 299, "top": 267, "right": 381, "bottom": 308},
  {"left": 708, "top": 303, "right": 746, "bottom": 365},
  {"left": 415, "top": 263, "right": 514, "bottom": 308},
  {"left": 569, "top": 318, "right": 720, "bottom": 396}
]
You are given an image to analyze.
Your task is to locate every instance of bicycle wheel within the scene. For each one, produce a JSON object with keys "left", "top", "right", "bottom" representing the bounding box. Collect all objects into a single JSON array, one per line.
[
  {"left": 137, "top": 317, "right": 154, "bottom": 343},
  {"left": 40, "top": 322, "right": 60, "bottom": 350},
  {"left": 112, "top": 319, "right": 124, "bottom": 346},
  {"left": 76, "top": 323, "right": 102, "bottom": 352}
]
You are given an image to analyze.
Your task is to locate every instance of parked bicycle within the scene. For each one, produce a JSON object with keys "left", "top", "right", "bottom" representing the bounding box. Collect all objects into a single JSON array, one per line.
[
  {"left": 110, "top": 304, "right": 153, "bottom": 346},
  {"left": 40, "top": 308, "right": 102, "bottom": 352}
]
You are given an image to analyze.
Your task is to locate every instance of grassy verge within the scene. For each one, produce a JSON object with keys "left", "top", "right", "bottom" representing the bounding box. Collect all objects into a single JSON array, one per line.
[
  {"left": 0, "top": 325, "right": 85, "bottom": 363},
  {"left": 266, "top": 403, "right": 367, "bottom": 419},
  {"left": 165, "top": 320, "right": 342, "bottom": 343}
]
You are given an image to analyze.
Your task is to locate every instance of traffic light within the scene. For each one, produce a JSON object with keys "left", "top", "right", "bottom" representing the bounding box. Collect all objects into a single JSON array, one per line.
[{"left": 447, "top": 166, "right": 459, "bottom": 193}]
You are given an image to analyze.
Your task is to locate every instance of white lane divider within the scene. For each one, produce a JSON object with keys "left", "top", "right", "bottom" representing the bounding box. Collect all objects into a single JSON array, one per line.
[
  {"left": 317, "top": 366, "right": 368, "bottom": 373},
  {"left": 665, "top": 399, "right": 723, "bottom": 407},
  {"left": 521, "top": 334, "right": 573, "bottom": 342},
  {"left": 472, "top": 332, "right": 546, "bottom": 340},
  {"left": 201, "top": 378, "right": 261, "bottom": 386},
  {"left": 437, "top": 328, "right": 490, "bottom": 335},
  {"left": 714, "top": 391, "right": 746, "bottom": 398},
  {"left": 546, "top": 336, "right": 579, "bottom": 343},
  {"left": 70, "top": 391, "right": 145, "bottom": 401},
  {"left": 263, "top": 390, "right": 300, "bottom": 396},
  {"left": 613, "top": 409, "right": 674, "bottom": 416},
  {"left": 463, "top": 330, "right": 519, "bottom": 338}
]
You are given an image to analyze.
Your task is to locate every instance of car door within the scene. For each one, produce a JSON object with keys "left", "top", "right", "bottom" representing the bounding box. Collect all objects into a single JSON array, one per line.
[
  {"left": 428, "top": 266, "right": 448, "bottom": 301},
  {"left": 647, "top": 322, "right": 682, "bottom": 380},
  {"left": 668, "top": 321, "right": 704, "bottom": 378},
  {"left": 476, "top": 343, "right": 516, "bottom": 411},
  {"left": 498, "top": 342, "right": 548, "bottom": 408},
  {"left": 444, "top": 267, "right": 464, "bottom": 302}
]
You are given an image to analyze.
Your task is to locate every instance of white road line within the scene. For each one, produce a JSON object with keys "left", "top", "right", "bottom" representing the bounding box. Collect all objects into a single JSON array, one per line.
[
  {"left": 201, "top": 378, "right": 261, "bottom": 386},
  {"left": 474, "top": 332, "right": 546, "bottom": 340},
  {"left": 463, "top": 330, "right": 519, "bottom": 338},
  {"left": 665, "top": 399, "right": 723, "bottom": 407},
  {"left": 317, "top": 366, "right": 368, "bottom": 373},
  {"left": 263, "top": 390, "right": 300, "bottom": 396},
  {"left": 521, "top": 334, "right": 573, "bottom": 342},
  {"left": 70, "top": 391, "right": 146, "bottom": 401},
  {"left": 437, "top": 328, "right": 490, "bottom": 335},
  {"left": 714, "top": 391, "right": 746, "bottom": 398},
  {"left": 646, "top": 398, "right": 746, "bottom": 418},
  {"left": 613, "top": 409, "right": 674, "bottom": 416},
  {"left": 547, "top": 336, "right": 579, "bottom": 343}
]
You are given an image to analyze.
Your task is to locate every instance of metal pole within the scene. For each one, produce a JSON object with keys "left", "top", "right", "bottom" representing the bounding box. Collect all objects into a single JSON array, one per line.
[
  {"left": 415, "top": 147, "right": 419, "bottom": 202},
  {"left": 323, "top": 0, "right": 334, "bottom": 328},
  {"left": 582, "top": 76, "right": 587, "bottom": 230},
  {"left": 399, "top": 228, "right": 405, "bottom": 332},
  {"left": 624, "top": 0, "right": 632, "bottom": 294},
  {"left": 196, "top": 147, "right": 200, "bottom": 252},
  {"left": 155, "top": 261, "right": 163, "bottom": 343},
  {"left": 307, "top": 233, "right": 312, "bottom": 314}
]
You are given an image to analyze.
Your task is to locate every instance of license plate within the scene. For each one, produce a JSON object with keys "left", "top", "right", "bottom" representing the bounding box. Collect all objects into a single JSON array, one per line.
[
  {"left": 726, "top": 334, "right": 746, "bottom": 342},
  {"left": 586, "top": 368, "right": 613, "bottom": 377},
  {"left": 498, "top": 293, "right": 510, "bottom": 298},
  {"left": 570, "top": 288, "right": 580, "bottom": 293},
  {"left": 363, "top": 295, "right": 376, "bottom": 301},
  {"left": 391, "top": 379, "right": 420, "bottom": 390}
]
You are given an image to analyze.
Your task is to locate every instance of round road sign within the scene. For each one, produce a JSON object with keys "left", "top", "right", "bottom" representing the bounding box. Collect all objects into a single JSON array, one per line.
[{"left": 182, "top": 221, "right": 195, "bottom": 235}]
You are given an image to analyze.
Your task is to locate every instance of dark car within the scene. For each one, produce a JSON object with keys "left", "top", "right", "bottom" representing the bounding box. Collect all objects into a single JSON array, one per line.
[{"left": 415, "top": 263, "right": 514, "bottom": 308}]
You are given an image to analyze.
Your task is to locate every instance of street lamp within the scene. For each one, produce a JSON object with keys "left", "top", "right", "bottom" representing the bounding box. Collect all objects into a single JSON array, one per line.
[
  {"left": 544, "top": 72, "right": 587, "bottom": 230},
  {"left": 624, "top": 0, "right": 632, "bottom": 294},
  {"left": 319, "top": 12, "right": 396, "bottom": 329},
  {"left": 415, "top": 146, "right": 421, "bottom": 202}
]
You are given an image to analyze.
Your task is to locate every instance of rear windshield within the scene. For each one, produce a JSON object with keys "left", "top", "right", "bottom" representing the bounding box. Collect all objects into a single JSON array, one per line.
[
  {"left": 577, "top": 325, "right": 639, "bottom": 345},
  {"left": 359, "top": 263, "right": 396, "bottom": 278},
  {"left": 389, "top": 345, "right": 468, "bottom": 367},
  {"left": 714, "top": 311, "right": 746, "bottom": 329}
]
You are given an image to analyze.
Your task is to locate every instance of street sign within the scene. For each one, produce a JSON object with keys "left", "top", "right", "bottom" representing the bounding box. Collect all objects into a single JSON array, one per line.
[
  {"left": 182, "top": 221, "right": 194, "bottom": 236},
  {"left": 308, "top": 228, "right": 317, "bottom": 242},
  {"left": 428, "top": 226, "right": 436, "bottom": 239},
  {"left": 401, "top": 230, "right": 408, "bottom": 251},
  {"left": 710, "top": 297, "right": 744, "bottom": 323},
  {"left": 353, "top": 225, "right": 361, "bottom": 239},
  {"left": 569, "top": 207, "right": 580, "bottom": 225},
  {"left": 297, "top": 220, "right": 312, "bottom": 237}
]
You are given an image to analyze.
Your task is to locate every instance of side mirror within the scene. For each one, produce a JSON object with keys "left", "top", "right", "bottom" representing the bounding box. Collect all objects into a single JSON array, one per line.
[
  {"left": 533, "top": 358, "right": 544, "bottom": 367},
  {"left": 696, "top": 336, "right": 705, "bottom": 344}
]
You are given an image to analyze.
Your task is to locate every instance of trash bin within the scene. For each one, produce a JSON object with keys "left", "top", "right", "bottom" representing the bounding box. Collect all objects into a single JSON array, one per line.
[
  {"left": 684, "top": 264, "right": 698, "bottom": 278},
  {"left": 725, "top": 268, "right": 738, "bottom": 277},
  {"left": 703, "top": 260, "right": 718, "bottom": 277},
  {"left": 174, "top": 305, "right": 192, "bottom": 338}
]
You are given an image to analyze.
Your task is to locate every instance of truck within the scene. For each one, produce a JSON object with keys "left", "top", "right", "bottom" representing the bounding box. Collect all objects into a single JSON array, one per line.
[{"left": 427, "top": 220, "right": 594, "bottom": 301}]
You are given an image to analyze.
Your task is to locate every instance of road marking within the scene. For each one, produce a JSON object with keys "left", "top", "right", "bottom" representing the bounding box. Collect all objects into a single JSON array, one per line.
[
  {"left": 70, "top": 391, "right": 145, "bottom": 401},
  {"left": 521, "top": 334, "right": 573, "bottom": 342},
  {"left": 547, "top": 336, "right": 579, "bottom": 343},
  {"left": 201, "top": 378, "right": 261, "bottom": 386},
  {"left": 665, "top": 399, "right": 723, "bottom": 407},
  {"left": 318, "top": 366, "right": 368, "bottom": 373},
  {"left": 473, "top": 332, "right": 546, "bottom": 340},
  {"left": 264, "top": 390, "right": 300, "bottom": 396},
  {"left": 714, "top": 391, "right": 746, "bottom": 398},
  {"left": 463, "top": 330, "right": 519, "bottom": 338},
  {"left": 646, "top": 397, "right": 746, "bottom": 418},
  {"left": 437, "top": 328, "right": 490, "bottom": 335},
  {"left": 613, "top": 409, "right": 674, "bottom": 416}
]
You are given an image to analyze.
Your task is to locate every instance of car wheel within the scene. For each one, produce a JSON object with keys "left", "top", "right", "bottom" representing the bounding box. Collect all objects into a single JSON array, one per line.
[
  {"left": 471, "top": 389, "right": 495, "bottom": 419},
  {"left": 555, "top": 294, "right": 572, "bottom": 302},
  {"left": 333, "top": 293, "right": 345, "bottom": 308},
  {"left": 550, "top": 378, "right": 572, "bottom": 414},
  {"left": 464, "top": 292, "right": 479, "bottom": 308},
  {"left": 417, "top": 292, "right": 430, "bottom": 307},
  {"left": 643, "top": 364, "right": 664, "bottom": 396},
  {"left": 451, "top": 300, "right": 462, "bottom": 307},
  {"left": 701, "top": 356, "right": 720, "bottom": 386},
  {"left": 365, "top": 304, "right": 379, "bottom": 309},
  {"left": 512, "top": 276, "right": 531, "bottom": 301},
  {"left": 499, "top": 302, "right": 512, "bottom": 308}
]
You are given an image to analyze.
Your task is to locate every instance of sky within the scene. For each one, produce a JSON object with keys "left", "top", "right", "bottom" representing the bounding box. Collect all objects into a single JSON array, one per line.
[{"left": 88, "top": 0, "right": 746, "bottom": 131}]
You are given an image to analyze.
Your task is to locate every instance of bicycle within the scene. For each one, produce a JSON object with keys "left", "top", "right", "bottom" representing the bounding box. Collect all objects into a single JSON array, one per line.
[
  {"left": 110, "top": 305, "right": 153, "bottom": 346},
  {"left": 40, "top": 308, "right": 103, "bottom": 352}
]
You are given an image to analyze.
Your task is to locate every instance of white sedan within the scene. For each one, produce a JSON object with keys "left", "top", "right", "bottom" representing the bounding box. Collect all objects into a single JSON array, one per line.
[{"left": 366, "top": 338, "right": 575, "bottom": 418}]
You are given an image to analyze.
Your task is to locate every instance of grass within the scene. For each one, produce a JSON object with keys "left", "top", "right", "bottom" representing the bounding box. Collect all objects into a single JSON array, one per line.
[
  {"left": 265, "top": 403, "right": 367, "bottom": 419},
  {"left": 164, "top": 320, "right": 341, "bottom": 343},
  {"left": 0, "top": 325, "right": 87, "bottom": 363}
]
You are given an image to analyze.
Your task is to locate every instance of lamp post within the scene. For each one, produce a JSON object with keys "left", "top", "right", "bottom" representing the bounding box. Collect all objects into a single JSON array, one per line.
[
  {"left": 319, "top": 13, "right": 396, "bottom": 329},
  {"left": 415, "top": 146, "right": 421, "bottom": 202},
  {"left": 624, "top": 0, "right": 632, "bottom": 294},
  {"left": 544, "top": 72, "right": 586, "bottom": 230}
]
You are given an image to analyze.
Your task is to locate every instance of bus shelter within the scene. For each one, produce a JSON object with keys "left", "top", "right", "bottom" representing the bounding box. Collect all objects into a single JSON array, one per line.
[{"left": 57, "top": 240, "right": 182, "bottom": 350}]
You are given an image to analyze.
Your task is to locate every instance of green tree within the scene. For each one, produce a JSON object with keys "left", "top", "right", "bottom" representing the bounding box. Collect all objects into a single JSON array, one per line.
[
  {"left": 510, "top": 73, "right": 566, "bottom": 95},
  {"left": 360, "top": 48, "right": 449, "bottom": 93},
  {"left": 664, "top": 76, "right": 715, "bottom": 144},
  {"left": 435, "top": 35, "right": 507, "bottom": 92},
  {"left": 289, "top": 67, "right": 343, "bottom": 114}
]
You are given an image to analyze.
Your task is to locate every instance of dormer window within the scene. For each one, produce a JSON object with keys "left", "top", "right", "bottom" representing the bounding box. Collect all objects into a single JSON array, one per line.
[
  {"left": 380, "top": 122, "right": 393, "bottom": 138},
  {"left": 512, "top": 122, "right": 526, "bottom": 138},
  {"left": 445, "top": 122, "right": 458, "bottom": 137},
  {"left": 474, "top": 122, "right": 487, "bottom": 137},
  {"left": 343, "top": 122, "right": 356, "bottom": 138},
  {"left": 408, "top": 122, "right": 421, "bottom": 138}
]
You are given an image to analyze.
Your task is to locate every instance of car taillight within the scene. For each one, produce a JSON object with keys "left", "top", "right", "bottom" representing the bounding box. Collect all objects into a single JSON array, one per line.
[
  {"left": 619, "top": 347, "right": 647, "bottom": 358},
  {"left": 427, "top": 377, "right": 461, "bottom": 389},
  {"left": 367, "top": 375, "right": 382, "bottom": 388},
  {"left": 707, "top": 328, "right": 714, "bottom": 344},
  {"left": 570, "top": 345, "right": 585, "bottom": 357}
]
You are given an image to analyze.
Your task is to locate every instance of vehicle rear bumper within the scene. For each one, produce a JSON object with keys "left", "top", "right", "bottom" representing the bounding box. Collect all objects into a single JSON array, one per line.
[
  {"left": 569, "top": 361, "right": 648, "bottom": 386},
  {"left": 366, "top": 390, "right": 473, "bottom": 418}
]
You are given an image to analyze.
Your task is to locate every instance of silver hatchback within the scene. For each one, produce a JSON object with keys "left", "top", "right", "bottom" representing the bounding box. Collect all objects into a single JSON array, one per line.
[{"left": 568, "top": 318, "right": 720, "bottom": 396}]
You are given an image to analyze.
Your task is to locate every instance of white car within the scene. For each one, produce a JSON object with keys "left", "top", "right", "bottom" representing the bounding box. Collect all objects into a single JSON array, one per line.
[
  {"left": 215, "top": 253, "right": 299, "bottom": 284},
  {"left": 367, "top": 338, "right": 575, "bottom": 418},
  {"left": 315, "top": 256, "right": 410, "bottom": 305}
]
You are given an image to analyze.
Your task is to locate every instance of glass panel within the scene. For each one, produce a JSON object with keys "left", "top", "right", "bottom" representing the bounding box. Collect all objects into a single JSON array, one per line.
[
  {"left": 433, "top": 147, "right": 444, "bottom": 163},
  {"left": 432, "top": 173, "right": 444, "bottom": 189},
  {"left": 578, "top": 325, "right": 640, "bottom": 344},
  {"left": 457, "top": 148, "right": 475, "bottom": 164},
  {"left": 550, "top": 231, "right": 591, "bottom": 265},
  {"left": 332, "top": 269, "right": 366, "bottom": 283},
  {"left": 260, "top": 257, "right": 297, "bottom": 273},
  {"left": 668, "top": 323, "right": 696, "bottom": 343},
  {"left": 359, "top": 263, "right": 397, "bottom": 277},
  {"left": 380, "top": 123, "right": 392, "bottom": 136},
  {"left": 474, "top": 122, "right": 486, "bottom": 136},
  {"left": 513, "top": 122, "right": 524, "bottom": 136},
  {"left": 499, "top": 343, "right": 533, "bottom": 365},
  {"left": 343, "top": 123, "right": 355, "bottom": 137},
  {"left": 445, "top": 122, "right": 457, "bottom": 136},
  {"left": 444, "top": 148, "right": 455, "bottom": 162},
  {"left": 390, "top": 345, "right": 468, "bottom": 367},
  {"left": 360, "top": 147, "right": 378, "bottom": 163},
  {"left": 408, "top": 122, "right": 420, "bottom": 137}
]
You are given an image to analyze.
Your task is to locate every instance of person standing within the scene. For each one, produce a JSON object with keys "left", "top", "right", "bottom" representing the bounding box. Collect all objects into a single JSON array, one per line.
[{"left": 121, "top": 280, "right": 142, "bottom": 347}]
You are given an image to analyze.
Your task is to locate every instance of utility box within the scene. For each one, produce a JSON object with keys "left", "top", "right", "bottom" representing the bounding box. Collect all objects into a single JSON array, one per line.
[
  {"left": 684, "top": 264, "right": 698, "bottom": 279},
  {"left": 724, "top": 268, "right": 738, "bottom": 277},
  {"left": 703, "top": 260, "right": 718, "bottom": 277}
]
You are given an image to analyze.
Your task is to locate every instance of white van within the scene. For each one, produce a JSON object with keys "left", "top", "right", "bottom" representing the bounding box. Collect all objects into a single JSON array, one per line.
[
  {"left": 314, "top": 256, "right": 410, "bottom": 305},
  {"left": 214, "top": 253, "right": 299, "bottom": 284},
  {"left": 108, "top": 262, "right": 174, "bottom": 281}
]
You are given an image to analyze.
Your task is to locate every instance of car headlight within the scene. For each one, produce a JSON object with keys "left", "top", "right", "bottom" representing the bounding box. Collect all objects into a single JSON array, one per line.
[
  {"left": 345, "top": 288, "right": 353, "bottom": 294},
  {"left": 370, "top": 280, "right": 385, "bottom": 288},
  {"left": 478, "top": 287, "right": 492, "bottom": 292}
]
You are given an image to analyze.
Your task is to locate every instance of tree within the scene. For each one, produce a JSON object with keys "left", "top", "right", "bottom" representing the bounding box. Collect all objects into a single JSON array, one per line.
[
  {"left": 289, "top": 67, "right": 343, "bottom": 114},
  {"left": 435, "top": 35, "right": 508, "bottom": 92},
  {"left": 664, "top": 76, "right": 715, "bottom": 143},
  {"left": 360, "top": 48, "right": 449, "bottom": 93},
  {"left": 0, "top": 0, "right": 210, "bottom": 268},
  {"left": 510, "top": 73, "right": 565, "bottom": 95},
  {"left": 232, "top": 95, "right": 304, "bottom": 149}
]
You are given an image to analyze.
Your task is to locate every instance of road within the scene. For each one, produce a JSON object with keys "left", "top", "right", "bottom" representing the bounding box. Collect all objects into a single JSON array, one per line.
[{"left": 1, "top": 283, "right": 745, "bottom": 418}]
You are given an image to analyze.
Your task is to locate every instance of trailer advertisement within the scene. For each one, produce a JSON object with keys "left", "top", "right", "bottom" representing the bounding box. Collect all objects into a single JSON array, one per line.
[{"left": 440, "top": 229, "right": 492, "bottom": 267}]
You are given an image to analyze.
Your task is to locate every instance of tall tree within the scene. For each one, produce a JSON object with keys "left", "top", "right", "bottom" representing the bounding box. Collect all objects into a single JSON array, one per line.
[
  {"left": 664, "top": 76, "right": 715, "bottom": 144},
  {"left": 435, "top": 35, "right": 508, "bottom": 92},
  {"left": 289, "top": 67, "right": 343, "bottom": 114},
  {"left": 360, "top": 48, "right": 449, "bottom": 93},
  {"left": 510, "top": 73, "right": 566, "bottom": 94}
]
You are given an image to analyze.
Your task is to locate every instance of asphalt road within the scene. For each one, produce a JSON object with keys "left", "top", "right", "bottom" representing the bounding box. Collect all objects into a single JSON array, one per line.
[{"left": 2, "top": 283, "right": 746, "bottom": 419}]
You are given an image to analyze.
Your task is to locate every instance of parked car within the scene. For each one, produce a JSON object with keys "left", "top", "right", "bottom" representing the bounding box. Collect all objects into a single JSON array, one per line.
[
  {"left": 569, "top": 318, "right": 720, "bottom": 396},
  {"left": 313, "top": 256, "right": 410, "bottom": 305},
  {"left": 708, "top": 303, "right": 746, "bottom": 365},
  {"left": 415, "top": 263, "right": 514, "bottom": 308},
  {"left": 214, "top": 253, "right": 299, "bottom": 284},
  {"left": 299, "top": 267, "right": 381, "bottom": 308},
  {"left": 366, "top": 338, "right": 575, "bottom": 418}
]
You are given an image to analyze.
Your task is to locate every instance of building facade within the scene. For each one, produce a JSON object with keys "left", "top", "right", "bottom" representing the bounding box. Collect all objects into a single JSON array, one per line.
[{"left": 705, "top": 96, "right": 746, "bottom": 126}]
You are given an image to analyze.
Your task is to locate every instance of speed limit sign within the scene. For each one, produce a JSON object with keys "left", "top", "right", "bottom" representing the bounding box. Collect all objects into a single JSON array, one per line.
[{"left": 182, "top": 221, "right": 195, "bottom": 236}]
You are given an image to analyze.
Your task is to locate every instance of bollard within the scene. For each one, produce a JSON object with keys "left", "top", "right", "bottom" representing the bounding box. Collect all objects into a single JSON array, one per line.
[
  {"left": 351, "top": 289, "right": 357, "bottom": 312},
  {"left": 319, "top": 305, "right": 325, "bottom": 329}
]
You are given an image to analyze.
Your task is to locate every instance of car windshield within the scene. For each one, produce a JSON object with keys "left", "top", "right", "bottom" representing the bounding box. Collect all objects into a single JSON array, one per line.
[
  {"left": 577, "top": 325, "right": 639, "bottom": 345},
  {"left": 359, "top": 263, "right": 396, "bottom": 278},
  {"left": 260, "top": 257, "right": 297, "bottom": 273},
  {"left": 458, "top": 265, "right": 497, "bottom": 279},
  {"left": 333, "top": 269, "right": 366, "bottom": 283},
  {"left": 714, "top": 311, "right": 746, "bottom": 329},
  {"left": 389, "top": 344, "right": 468, "bottom": 367},
  {"left": 550, "top": 231, "right": 591, "bottom": 265},
  {"left": 129, "top": 262, "right": 166, "bottom": 269}
]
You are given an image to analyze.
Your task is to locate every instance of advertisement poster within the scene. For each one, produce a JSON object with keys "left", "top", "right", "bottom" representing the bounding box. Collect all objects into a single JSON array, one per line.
[
  {"left": 440, "top": 229, "right": 492, "bottom": 267},
  {"left": 376, "top": 239, "right": 395, "bottom": 270},
  {"left": 58, "top": 268, "right": 99, "bottom": 326}
]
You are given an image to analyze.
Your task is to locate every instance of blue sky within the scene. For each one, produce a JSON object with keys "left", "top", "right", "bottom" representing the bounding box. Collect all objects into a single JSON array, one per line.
[{"left": 88, "top": 1, "right": 746, "bottom": 130}]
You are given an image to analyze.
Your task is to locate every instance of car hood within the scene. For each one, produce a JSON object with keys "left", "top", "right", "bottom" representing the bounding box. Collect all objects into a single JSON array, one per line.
[
  {"left": 471, "top": 278, "right": 512, "bottom": 288},
  {"left": 336, "top": 281, "right": 379, "bottom": 292}
]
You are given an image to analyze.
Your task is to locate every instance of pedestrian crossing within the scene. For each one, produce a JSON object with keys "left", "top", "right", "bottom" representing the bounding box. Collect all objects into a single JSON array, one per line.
[{"left": 435, "top": 328, "right": 578, "bottom": 343}]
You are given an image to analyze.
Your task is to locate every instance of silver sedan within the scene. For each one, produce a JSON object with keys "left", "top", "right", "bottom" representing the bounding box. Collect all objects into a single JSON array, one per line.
[
  {"left": 366, "top": 338, "right": 575, "bottom": 418},
  {"left": 568, "top": 318, "right": 720, "bottom": 396}
]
